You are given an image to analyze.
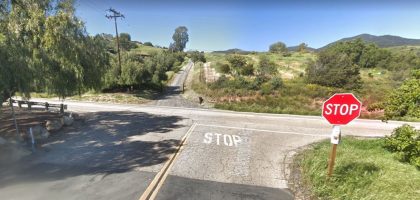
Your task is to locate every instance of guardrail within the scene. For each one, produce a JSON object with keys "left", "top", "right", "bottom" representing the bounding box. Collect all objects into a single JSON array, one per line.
[{"left": 11, "top": 99, "right": 67, "bottom": 114}]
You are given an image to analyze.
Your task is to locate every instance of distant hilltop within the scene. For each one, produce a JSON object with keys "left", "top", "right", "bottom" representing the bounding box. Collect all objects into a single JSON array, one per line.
[
  {"left": 213, "top": 34, "right": 420, "bottom": 53},
  {"left": 319, "top": 34, "right": 420, "bottom": 49}
]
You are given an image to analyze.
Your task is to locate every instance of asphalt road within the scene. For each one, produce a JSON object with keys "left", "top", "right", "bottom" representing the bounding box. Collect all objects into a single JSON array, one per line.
[
  {"left": 2, "top": 62, "right": 419, "bottom": 200},
  {"left": 152, "top": 60, "right": 199, "bottom": 108}
]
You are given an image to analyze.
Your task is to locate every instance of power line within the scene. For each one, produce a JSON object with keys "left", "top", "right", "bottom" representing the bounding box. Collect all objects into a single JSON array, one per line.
[{"left": 106, "top": 8, "right": 124, "bottom": 78}]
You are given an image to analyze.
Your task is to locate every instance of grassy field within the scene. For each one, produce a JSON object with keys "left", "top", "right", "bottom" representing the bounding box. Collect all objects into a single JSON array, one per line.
[
  {"left": 196, "top": 51, "right": 398, "bottom": 119},
  {"left": 359, "top": 68, "right": 399, "bottom": 105},
  {"left": 247, "top": 52, "right": 316, "bottom": 79},
  {"left": 131, "top": 44, "right": 164, "bottom": 55},
  {"left": 294, "top": 137, "right": 420, "bottom": 200},
  {"left": 205, "top": 52, "right": 316, "bottom": 79},
  {"left": 212, "top": 79, "right": 337, "bottom": 115}
]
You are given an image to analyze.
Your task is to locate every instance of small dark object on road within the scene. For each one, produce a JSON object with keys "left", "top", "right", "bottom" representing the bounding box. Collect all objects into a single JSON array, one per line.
[{"left": 198, "top": 97, "right": 204, "bottom": 104}]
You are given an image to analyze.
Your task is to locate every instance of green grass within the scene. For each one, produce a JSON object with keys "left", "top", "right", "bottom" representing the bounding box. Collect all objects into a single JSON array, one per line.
[
  {"left": 296, "top": 137, "right": 420, "bottom": 200},
  {"left": 206, "top": 51, "right": 316, "bottom": 79},
  {"left": 131, "top": 44, "right": 164, "bottom": 55},
  {"left": 386, "top": 45, "right": 420, "bottom": 54},
  {"left": 196, "top": 52, "right": 413, "bottom": 120},
  {"left": 193, "top": 75, "right": 340, "bottom": 116},
  {"left": 358, "top": 68, "right": 398, "bottom": 105}
]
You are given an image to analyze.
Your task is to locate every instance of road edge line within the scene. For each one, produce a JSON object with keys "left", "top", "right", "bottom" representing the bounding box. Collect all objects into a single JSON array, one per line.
[{"left": 139, "top": 122, "right": 197, "bottom": 200}]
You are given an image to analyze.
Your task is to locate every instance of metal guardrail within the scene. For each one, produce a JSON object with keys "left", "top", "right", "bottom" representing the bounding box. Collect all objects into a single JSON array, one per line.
[{"left": 11, "top": 99, "right": 67, "bottom": 113}]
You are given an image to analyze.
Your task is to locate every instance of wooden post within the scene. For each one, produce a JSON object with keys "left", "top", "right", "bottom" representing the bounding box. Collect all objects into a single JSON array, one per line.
[
  {"left": 45, "top": 102, "right": 49, "bottom": 111},
  {"left": 182, "top": 83, "right": 185, "bottom": 93},
  {"left": 60, "top": 104, "right": 64, "bottom": 114},
  {"left": 327, "top": 144, "right": 338, "bottom": 177}
]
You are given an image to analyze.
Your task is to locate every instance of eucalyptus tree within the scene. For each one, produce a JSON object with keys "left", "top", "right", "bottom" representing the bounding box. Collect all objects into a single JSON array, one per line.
[
  {"left": 170, "top": 26, "right": 189, "bottom": 52},
  {"left": 42, "top": 1, "right": 109, "bottom": 97},
  {"left": 1, "top": 0, "right": 110, "bottom": 137}
]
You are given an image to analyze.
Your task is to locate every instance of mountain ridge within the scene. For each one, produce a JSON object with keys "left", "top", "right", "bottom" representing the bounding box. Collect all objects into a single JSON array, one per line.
[
  {"left": 211, "top": 34, "right": 420, "bottom": 53},
  {"left": 319, "top": 34, "right": 420, "bottom": 49}
]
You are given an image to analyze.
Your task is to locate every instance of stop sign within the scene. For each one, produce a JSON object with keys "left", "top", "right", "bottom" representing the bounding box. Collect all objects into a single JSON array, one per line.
[{"left": 322, "top": 93, "right": 362, "bottom": 125}]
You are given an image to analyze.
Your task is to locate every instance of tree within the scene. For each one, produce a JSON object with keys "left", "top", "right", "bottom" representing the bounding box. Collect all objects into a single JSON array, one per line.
[
  {"left": 269, "top": 42, "right": 288, "bottom": 54},
  {"left": 143, "top": 42, "right": 153, "bottom": 47},
  {"left": 298, "top": 43, "right": 308, "bottom": 52},
  {"left": 119, "top": 33, "right": 134, "bottom": 51},
  {"left": 190, "top": 51, "right": 206, "bottom": 63},
  {"left": 170, "top": 26, "right": 189, "bottom": 52},
  {"left": 328, "top": 39, "right": 392, "bottom": 69},
  {"left": 306, "top": 49, "right": 362, "bottom": 89},
  {"left": 42, "top": 1, "right": 109, "bottom": 97},
  {"left": 0, "top": 0, "right": 111, "bottom": 137},
  {"left": 1, "top": 0, "right": 110, "bottom": 99}
]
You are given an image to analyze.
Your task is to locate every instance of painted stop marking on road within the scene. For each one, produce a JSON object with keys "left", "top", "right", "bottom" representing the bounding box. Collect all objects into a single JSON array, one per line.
[{"left": 322, "top": 93, "right": 362, "bottom": 125}]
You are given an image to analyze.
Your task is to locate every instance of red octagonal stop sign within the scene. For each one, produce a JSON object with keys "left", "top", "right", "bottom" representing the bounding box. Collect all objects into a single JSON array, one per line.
[{"left": 322, "top": 93, "right": 362, "bottom": 125}]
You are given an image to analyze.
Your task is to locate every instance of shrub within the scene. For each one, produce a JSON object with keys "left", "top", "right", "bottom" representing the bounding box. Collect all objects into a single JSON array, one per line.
[
  {"left": 269, "top": 76, "right": 283, "bottom": 89},
  {"left": 190, "top": 51, "right": 206, "bottom": 63},
  {"left": 260, "top": 82, "right": 273, "bottom": 95},
  {"left": 305, "top": 50, "right": 362, "bottom": 90},
  {"left": 143, "top": 42, "right": 153, "bottom": 47},
  {"left": 219, "top": 63, "right": 231, "bottom": 74},
  {"left": 282, "top": 52, "right": 292, "bottom": 57},
  {"left": 227, "top": 54, "right": 247, "bottom": 75},
  {"left": 367, "top": 102, "right": 385, "bottom": 112},
  {"left": 258, "top": 55, "right": 278, "bottom": 77},
  {"left": 241, "top": 63, "right": 254, "bottom": 76},
  {"left": 384, "top": 75, "right": 420, "bottom": 120},
  {"left": 384, "top": 125, "right": 420, "bottom": 168}
]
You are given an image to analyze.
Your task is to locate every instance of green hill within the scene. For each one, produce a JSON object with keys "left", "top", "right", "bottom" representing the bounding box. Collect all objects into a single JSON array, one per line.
[{"left": 320, "top": 34, "right": 420, "bottom": 49}]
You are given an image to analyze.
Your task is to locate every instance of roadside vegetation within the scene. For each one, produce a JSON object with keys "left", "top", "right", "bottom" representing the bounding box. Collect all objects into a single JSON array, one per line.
[
  {"left": 194, "top": 39, "right": 420, "bottom": 121},
  {"left": 294, "top": 129, "right": 419, "bottom": 199},
  {"left": 0, "top": 1, "right": 194, "bottom": 107}
]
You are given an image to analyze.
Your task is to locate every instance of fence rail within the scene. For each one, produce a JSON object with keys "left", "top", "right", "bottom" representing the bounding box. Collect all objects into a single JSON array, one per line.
[{"left": 11, "top": 99, "right": 67, "bottom": 113}]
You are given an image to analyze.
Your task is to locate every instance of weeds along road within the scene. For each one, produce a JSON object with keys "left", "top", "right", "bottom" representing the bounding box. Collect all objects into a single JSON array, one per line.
[{"left": 2, "top": 61, "right": 420, "bottom": 200}]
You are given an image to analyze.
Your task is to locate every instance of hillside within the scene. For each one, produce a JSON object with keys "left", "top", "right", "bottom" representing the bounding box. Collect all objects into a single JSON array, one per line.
[
  {"left": 212, "top": 48, "right": 254, "bottom": 54},
  {"left": 287, "top": 45, "right": 316, "bottom": 52},
  {"left": 320, "top": 34, "right": 420, "bottom": 49}
]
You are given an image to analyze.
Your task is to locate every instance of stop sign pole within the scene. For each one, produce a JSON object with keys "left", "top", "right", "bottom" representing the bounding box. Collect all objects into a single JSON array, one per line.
[{"left": 322, "top": 93, "right": 362, "bottom": 177}]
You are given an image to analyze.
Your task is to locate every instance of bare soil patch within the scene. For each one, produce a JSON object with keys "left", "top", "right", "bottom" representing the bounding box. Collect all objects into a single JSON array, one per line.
[{"left": 0, "top": 106, "right": 62, "bottom": 140}]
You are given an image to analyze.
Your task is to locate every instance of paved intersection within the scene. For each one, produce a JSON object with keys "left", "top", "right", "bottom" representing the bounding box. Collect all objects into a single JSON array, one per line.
[{"left": 1, "top": 62, "right": 419, "bottom": 200}]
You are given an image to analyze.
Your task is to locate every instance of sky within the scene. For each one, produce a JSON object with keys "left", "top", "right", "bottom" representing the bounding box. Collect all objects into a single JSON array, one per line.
[{"left": 75, "top": 0, "right": 420, "bottom": 51}]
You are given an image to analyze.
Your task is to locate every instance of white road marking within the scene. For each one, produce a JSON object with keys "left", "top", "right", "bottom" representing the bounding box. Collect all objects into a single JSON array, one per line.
[
  {"left": 202, "top": 133, "right": 242, "bottom": 147},
  {"left": 196, "top": 124, "right": 329, "bottom": 137}
]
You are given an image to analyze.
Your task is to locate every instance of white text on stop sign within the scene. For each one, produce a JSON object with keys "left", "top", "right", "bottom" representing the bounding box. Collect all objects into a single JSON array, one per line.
[{"left": 324, "top": 104, "right": 359, "bottom": 115}]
